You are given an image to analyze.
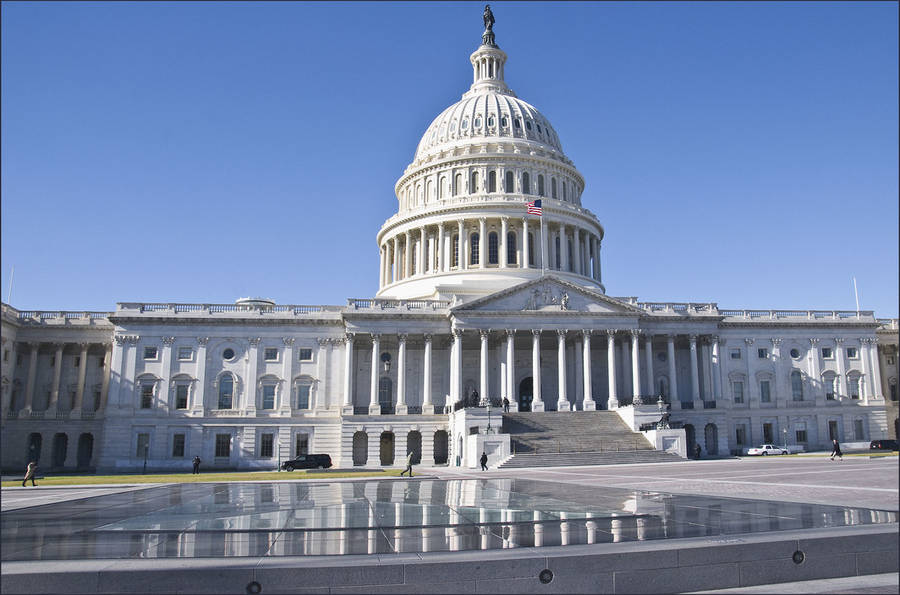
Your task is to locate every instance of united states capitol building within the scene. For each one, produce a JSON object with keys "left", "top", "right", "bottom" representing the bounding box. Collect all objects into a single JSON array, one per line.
[{"left": 2, "top": 11, "right": 897, "bottom": 472}]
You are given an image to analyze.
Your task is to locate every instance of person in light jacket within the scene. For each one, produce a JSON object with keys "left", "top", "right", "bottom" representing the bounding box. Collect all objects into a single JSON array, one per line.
[
  {"left": 400, "top": 451, "right": 415, "bottom": 477},
  {"left": 23, "top": 461, "right": 38, "bottom": 487}
]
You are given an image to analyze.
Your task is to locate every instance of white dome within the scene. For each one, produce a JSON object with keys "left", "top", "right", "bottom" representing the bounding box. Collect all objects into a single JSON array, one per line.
[{"left": 414, "top": 93, "right": 564, "bottom": 163}]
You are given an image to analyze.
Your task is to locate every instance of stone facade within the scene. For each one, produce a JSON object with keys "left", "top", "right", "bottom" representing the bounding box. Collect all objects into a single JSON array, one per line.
[{"left": 1, "top": 14, "right": 897, "bottom": 472}]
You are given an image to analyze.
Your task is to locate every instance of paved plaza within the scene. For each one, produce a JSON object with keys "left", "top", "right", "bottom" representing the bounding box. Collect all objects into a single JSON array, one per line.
[{"left": 1, "top": 456, "right": 897, "bottom": 593}]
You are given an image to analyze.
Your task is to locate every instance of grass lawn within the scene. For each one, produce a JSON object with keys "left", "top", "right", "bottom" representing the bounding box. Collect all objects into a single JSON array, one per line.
[{"left": 1, "top": 468, "right": 409, "bottom": 487}]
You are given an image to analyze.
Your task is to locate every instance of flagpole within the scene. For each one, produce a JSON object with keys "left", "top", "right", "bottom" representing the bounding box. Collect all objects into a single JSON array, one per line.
[
  {"left": 540, "top": 215, "right": 545, "bottom": 277},
  {"left": 852, "top": 276, "right": 860, "bottom": 316}
]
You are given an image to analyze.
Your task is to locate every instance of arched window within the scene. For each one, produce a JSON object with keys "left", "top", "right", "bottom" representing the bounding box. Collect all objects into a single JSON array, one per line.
[
  {"left": 506, "top": 231, "right": 517, "bottom": 265},
  {"left": 538, "top": 175, "right": 545, "bottom": 196},
  {"left": 567, "top": 239, "right": 574, "bottom": 271},
  {"left": 488, "top": 171, "right": 496, "bottom": 193},
  {"left": 823, "top": 372, "right": 836, "bottom": 400},
  {"left": 791, "top": 371, "right": 804, "bottom": 401},
  {"left": 528, "top": 232, "right": 535, "bottom": 266},
  {"left": 454, "top": 174, "right": 462, "bottom": 196},
  {"left": 658, "top": 376, "right": 669, "bottom": 398},
  {"left": 554, "top": 236, "right": 561, "bottom": 269},
  {"left": 522, "top": 172, "right": 530, "bottom": 195},
  {"left": 452, "top": 235, "right": 459, "bottom": 267},
  {"left": 218, "top": 374, "right": 234, "bottom": 409},
  {"left": 439, "top": 176, "right": 448, "bottom": 199},
  {"left": 470, "top": 171, "right": 479, "bottom": 195},
  {"left": 562, "top": 181, "right": 567, "bottom": 201},
  {"left": 411, "top": 244, "right": 418, "bottom": 275},
  {"left": 470, "top": 233, "right": 480, "bottom": 265},
  {"left": 416, "top": 184, "right": 423, "bottom": 205},
  {"left": 488, "top": 232, "right": 499, "bottom": 264},
  {"left": 848, "top": 373, "right": 861, "bottom": 399},
  {"left": 551, "top": 177, "right": 558, "bottom": 199},
  {"left": 378, "top": 377, "right": 392, "bottom": 411},
  {"left": 505, "top": 171, "right": 514, "bottom": 192},
  {"left": 426, "top": 180, "right": 434, "bottom": 202}
]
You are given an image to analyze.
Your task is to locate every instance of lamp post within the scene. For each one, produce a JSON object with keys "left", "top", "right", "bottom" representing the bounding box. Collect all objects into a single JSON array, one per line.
[
  {"left": 782, "top": 427, "right": 788, "bottom": 452},
  {"left": 142, "top": 444, "right": 148, "bottom": 475},
  {"left": 486, "top": 401, "right": 492, "bottom": 434},
  {"left": 656, "top": 395, "right": 669, "bottom": 429}
]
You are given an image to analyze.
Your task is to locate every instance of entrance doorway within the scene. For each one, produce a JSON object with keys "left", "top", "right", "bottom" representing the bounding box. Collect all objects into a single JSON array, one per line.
[
  {"left": 76, "top": 433, "right": 93, "bottom": 469},
  {"left": 379, "top": 432, "right": 395, "bottom": 466},
  {"left": 352, "top": 431, "right": 367, "bottom": 466},
  {"left": 684, "top": 424, "right": 696, "bottom": 455},
  {"left": 518, "top": 377, "right": 533, "bottom": 412},
  {"left": 433, "top": 430, "right": 448, "bottom": 465},
  {"left": 704, "top": 423, "right": 719, "bottom": 455}
]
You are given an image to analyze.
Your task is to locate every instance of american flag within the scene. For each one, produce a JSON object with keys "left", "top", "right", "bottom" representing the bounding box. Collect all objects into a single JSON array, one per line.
[{"left": 526, "top": 199, "right": 542, "bottom": 215}]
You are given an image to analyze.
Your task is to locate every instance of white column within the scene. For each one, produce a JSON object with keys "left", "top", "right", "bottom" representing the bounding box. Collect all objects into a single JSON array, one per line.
[
  {"left": 422, "top": 335, "right": 433, "bottom": 414},
  {"left": 453, "top": 329, "right": 463, "bottom": 405},
  {"left": 193, "top": 338, "right": 207, "bottom": 414},
  {"left": 690, "top": 335, "right": 701, "bottom": 405},
  {"left": 607, "top": 331, "right": 618, "bottom": 409},
  {"left": 436, "top": 223, "right": 445, "bottom": 273},
  {"left": 160, "top": 336, "right": 175, "bottom": 413},
  {"left": 620, "top": 338, "right": 631, "bottom": 398},
  {"left": 630, "top": 330, "right": 642, "bottom": 403},
  {"left": 404, "top": 231, "right": 412, "bottom": 278},
  {"left": 667, "top": 335, "right": 678, "bottom": 402},
  {"left": 744, "top": 338, "right": 756, "bottom": 405},
  {"left": 47, "top": 343, "right": 64, "bottom": 413},
  {"left": 500, "top": 217, "right": 508, "bottom": 268},
  {"left": 539, "top": 217, "right": 548, "bottom": 271},
  {"left": 573, "top": 228, "right": 581, "bottom": 275},
  {"left": 23, "top": 342, "right": 39, "bottom": 412},
  {"left": 532, "top": 330, "right": 544, "bottom": 411},
  {"left": 282, "top": 338, "right": 295, "bottom": 413},
  {"left": 522, "top": 218, "right": 530, "bottom": 269},
  {"left": 807, "top": 338, "right": 821, "bottom": 402},
  {"left": 478, "top": 218, "right": 487, "bottom": 269},
  {"left": 380, "top": 245, "right": 387, "bottom": 287},
  {"left": 342, "top": 334, "right": 354, "bottom": 413},
  {"left": 418, "top": 228, "right": 426, "bottom": 275},
  {"left": 458, "top": 220, "right": 466, "bottom": 270},
  {"left": 479, "top": 330, "right": 489, "bottom": 405},
  {"left": 72, "top": 342, "right": 89, "bottom": 415},
  {"left": 560, "top": 225, "right": 569, "bottom": 272},
  {"left": 711, "top": 336, "right": 721, "bottom": 400},
  {"left": 863, "top": 338, "right": 881, "bottom": 399},
  {"left": 506, "top": 330, "right": 516, "bottom": 411},
  {"left": 582, "top": 330, "right": 595, "bottom": 410},
  {"left": 392, "top": 237, "right": 400, "bottom": 283},
  {"left": 369, "top": 334, "right": 381, "bottom": 415},
  {"left": 644, "top": 335, "right": 654, "bottom": 398},
  {"left": 246, "top": 338, "right": 259, "bottom": 414},
  {"left": 557, "top": 330, "right": 570, "bottom": 411},
  {"left": 397, "top": 334, "right": 407, "bottom": 414}
]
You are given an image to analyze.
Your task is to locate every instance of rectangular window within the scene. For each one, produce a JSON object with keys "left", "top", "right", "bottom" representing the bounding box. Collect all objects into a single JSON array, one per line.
[
  {"left": 74, "top": 356, "right": 81, "bottom": 367},
  {"left": 854, "top": 419, "right": 864, "bottom": 440},
  {"left": 140, "top": 384, "right": 153, "bottom": 409},
  {"left": 732, "top": 381, "right": 744, "bottom": 404},
  {"left": 846, "top": 347, "right": 857, "bottom": 359},
  {"left": 298, "top": 348, "right": 313, "bottom": 362},
  {"left": 175, "top": 385, "right": 188, "bottom": 409},
  {"left": 178, "top": 347, "right": 193, "bottom": 360},
  {"left": 796, "top": 430, "right": 807, "bottom": 443},
  {"left": 262, "top": 385, "right": 276, "bottom": 409},
  {"left": 757, "top": 348, "right": 768, "bottom": 359},
  {"left": 295, "top": 434, "right": 309, "bottom": 457},
  {"left": 297, "top": 385, "right": 311, "bottom": 409},
  {"left": 264, "top": 348, "right": 279, "bottom": 361},
  {"left": 93, "top": 391, "right": 102, "bottom": 410},
  {"left": 136, "top": 433, "right": 150, "bottom": 457},
  {"left": 730, "top": 349, "right": 741, "bottom": 360},
  {"left": 736, "top": 425, "right": 747, "bottom": 445},
  {"left": 172, "top": 433, "right": 185, "bottom": 457},
  {"left": 215, "top": 434, "right": 231, "bottom": 457},
  {"left": 849, "top": 376, "right": 860, "bottom": 399},
  {"left": 760, "top": 380, "right": 771, "bottom": 403},
  {"left": 828, "top": 420, "right": 839, "bottom": 441},
  {"left": 763, "top": 423, "right": 774, "bottom": 444},
  {"left": 825, "top": 377, "right": 835, "bottom": 400},
  {"left": 821, "top": 347, "right": 833, "bottom": 359},
  {"left": 260, "top": 433, "right": 274, "bottom": 458},
  {"left": 143, "top": 346, "right": 158, "bottom": 360}
]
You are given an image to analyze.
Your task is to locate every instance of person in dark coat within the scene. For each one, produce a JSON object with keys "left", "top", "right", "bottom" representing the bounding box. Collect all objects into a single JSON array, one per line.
[
  {"left": 22, "top": 461, "right": 37, "bottom": 487},
  {"left": 830, "top": 439, "right": 843, "bottom": 461},
  {"left": 503, "top": 397, "right": 510, "bottom": 413},
  {"left": 693, "top": 443, "right": 702, "bottom": 459},
  {"left": 192, "top": 456, "right": 202, "bottom": 474},
  {"left": 480, "top": 452, "right": 488, "bottom": 471}
]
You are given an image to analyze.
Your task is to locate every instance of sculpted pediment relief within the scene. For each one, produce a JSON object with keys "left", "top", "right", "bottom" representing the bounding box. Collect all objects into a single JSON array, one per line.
[{"left": 453, "top": 276, "right": 642, "bottom": 315}]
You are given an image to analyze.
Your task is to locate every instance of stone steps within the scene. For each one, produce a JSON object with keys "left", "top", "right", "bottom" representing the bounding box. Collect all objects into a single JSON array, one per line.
[
  {"left": 497, "top": 450, "right": 684, "bottom": 468},
  {"left": 502, "top": 411, "right": 654, "bottom": 454}
]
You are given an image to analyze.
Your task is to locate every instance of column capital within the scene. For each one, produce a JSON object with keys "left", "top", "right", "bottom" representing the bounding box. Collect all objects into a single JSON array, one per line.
[
  {"left": 398, "top": 334, "right": 408, "bottom": 344},
  {"left": 834, "top": 337, "right": 844, "bottom": 344},
  {"left": 451, "top": 328, "right": 462, "bottom": 339},
  {"left": 371, "top": 333, "right": 382, "bottom": 342},
  {"left": 557, "top": 329, "right": 568, "bottom": 338},
  {"left": 283, "top": 337, "right": 296, "bottom": 346},
  {"left": 344, "top": 332, "right": 356, "bottom": 343},
  {"left": 531, "top": 329, "right": 542, "bottom": 337},
  {"left": 248, "top": 337, "right": 261, "bottom": 346},
  {"left": 162, "top": 336, "right": 176, "bottom": 345},
  {"left": 743, "top": 337, "right": 754, "bottom": 346},
  {"left": 711, "top": 335, "right": 720, "bottom": 344},
  {"left": 606, "top": 329, "right": 618, "bottom": 336},
  {"left": 125, "top": 335, "right": 140, "bottom": 344},
  {"left": 582, "top": 329, "right": 592, "bottom": 339},
  {"left": 630, "top": 329, "right": 642, "bottom": 338},
  {"left": 500, "top": 215, "right": 509, "bottom": 223},
  {"left": 479, "top": 329, "right": 490, "bottom": 339},
  {"left": 437, "top": 221, "right": 445, "bottom": 231},
  {"left": 197, "top": 337, "right": 210, "bottom": 346},
  {"left": 78, "top": 341, "right": 90, "bottom": 350},
  {"left": 423, "top": 333, "right": 432, "bottom": 343},
  {"left": 771, "top": 338, "right": 782, "bottom": 346},
  {"left": 809, "top": 337, "right": 819, "bottom": 346},
  {"left": 505, "top": 329, "right": 516, "bottom": 338}
]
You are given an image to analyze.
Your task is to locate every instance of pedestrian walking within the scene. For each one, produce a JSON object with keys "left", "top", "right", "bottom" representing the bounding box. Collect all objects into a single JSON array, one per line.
[
  {"left": 693, "top": 443, "right": 702, "bottom": 459},
  {"left": 503, "top": 397, "right": 510, "bottom": 413},
  {"left": 830, "top": 439, "right": 843, "bottom": 461},
  {"left": 480, "top": 451, "right": 488, "bottom": 471},
  {"left": 400, "top": 451, "right": 414, "bottom": 477},
  {"left": 192, "top": 455, "right": 201, "bottom": 474},
  {"left": 22, "top": 461, "right": 37, "bottom": 487}
]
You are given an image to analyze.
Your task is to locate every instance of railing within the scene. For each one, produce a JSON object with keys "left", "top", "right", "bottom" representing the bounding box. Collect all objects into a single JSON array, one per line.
[
  {"left": 679, "top": 401, "right": 694, "bottom": 410},
  {"left": 347, "top": 298, "right": 451, "bottom": 310},
  {"left": 719, "top": 309, "right": 874, "bottom": 321},
  {"left": 353, "top": 407, "right": 370, "bottom": 415},
  {"left": 117, "top": 303, "right": 341, "bottom": 315},
  {"left": 877, "top": 318, "right": 899, "bottom": 330},
  {"left": 209, "top": 410, "right": 243, "bottom": 417},
  {"left": 703, "top": 401, "right": 717, "bottom": 409},
  {"left": 406, "top": 406, "right": 423, "bottom": 415},
  {"left": 636, "top": 302, "right": 718, "bottom": 314}
]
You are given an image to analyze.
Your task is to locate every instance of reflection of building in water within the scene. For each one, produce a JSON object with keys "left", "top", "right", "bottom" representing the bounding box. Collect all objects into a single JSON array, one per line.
[{"left": 2, "top": 7, "right": 897, "bottom": 474}]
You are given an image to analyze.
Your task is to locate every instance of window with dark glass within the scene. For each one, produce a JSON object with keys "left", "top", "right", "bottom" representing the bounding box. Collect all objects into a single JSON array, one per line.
[
  {"left": 505, "top": 170, "right": 514, "bottom": 192},
  {"left": 733, "top": 381, "right": 744, "bottom": 403},
  {"left": 452, "top": 235, "right": 459, "bottom": 267},
  {"left": 298, "top": 348, "right": 313, "bottom": 361},
  {"left": 554, "top": 236, "right": 561, "bottom": 269},
  {"left": 522, "top": 172, "right": 530, "bottom": 194},
  {"left": 143, "top": 347, "right": 157, "bottom": 360},
  {"left": 140, "top": 384, "right": 153, "bottom": 409},
  {"left": 178, "top": 347, "right": 193, "bottom": 360},
  {"left": 488, "top": 232, "right": 498, "bottom": 264},
  {"left": 760, "top": 380, "right": 771, "bottom": 403},
  {"left": 538, "top": 175, "right": 545, "bottom": 196},
  {"left": 488, "top": 171, "right": 496, "bottom": 192},
  {"left": 260, "top": 433, "right": 274, "bottom": 458},
  {"left": 261, "top": 384, "right": 275, "bottom": 409},
  {"left": 136, "top": 433, "right": 150, "bottom": 457},
  {"left": 846, "top": 347, "right": 858, "bottom": 359},
  {"left": 297, "top": 384, "right": 311, "bottom": 409},
  {"left": 172, "top": 433, "right": 185, "bottom": 457},
  {"left": 470, "top": 171, "right": 478, "bottom": 194},
  {"left": 175, "top": 385, "right": 188, "bottom": 409},
  {"left": 223, "top": 348, "right": 235, "bottom": 360},
  {"left": 528, "top": 232, "right": 535, "bottom": 265},
  {"left": 264, "top": 348, "right": 278, "bottom": 361},
  {"left": 551, "top": 178, "right": 557, "bottom": 198},
  {"left": 825, "top": 374, "right": 836, "bottom": 400},
  {"left": 506, "top": 232, "right": 517, "bottom": 265},
  {"left": 849, "top": 375, "right": 860, "bottom": 399},
  {"left": 821, "top": 347, "right": 833, "bottom": 359},
  {"left": 215, "top": 434, "right": 231, "bottom": 457},
  {"left": 470, "top": 233, "right": 480, "bottom": 265},
  {"left": 218, "top": 375, "right": 234, "bottom": 409},
  {"left": 791, "top": 371, "right": 803, "bottom": 401}
]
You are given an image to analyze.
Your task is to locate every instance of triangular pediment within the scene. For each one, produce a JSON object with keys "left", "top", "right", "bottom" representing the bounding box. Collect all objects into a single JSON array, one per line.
[{"left": 452, "top": 275, "right": 644, "bottom": 315}]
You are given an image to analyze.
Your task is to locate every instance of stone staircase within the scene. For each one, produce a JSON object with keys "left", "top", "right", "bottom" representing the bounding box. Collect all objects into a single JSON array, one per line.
[{"left": 497, "top": 411, "right": 683, "bottom": 468}]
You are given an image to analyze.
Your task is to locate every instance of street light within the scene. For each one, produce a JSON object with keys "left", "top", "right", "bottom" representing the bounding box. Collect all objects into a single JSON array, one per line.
[
  {"left": 486, "top": 401, "right": 492, "bottom": 434},
  {"left": 782, "top": 427, "right": 788, "bottom": 452},
  {"left": 142, "top": 444, "right": 149, "bottom": 475}
]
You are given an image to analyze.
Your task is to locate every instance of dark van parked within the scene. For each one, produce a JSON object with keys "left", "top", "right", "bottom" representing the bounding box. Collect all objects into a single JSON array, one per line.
[
  {"left": 281, "top": 454, "right": 333, "bottom": 471},
  {"left": 869, "top": 440, "right": 898, "bottom": 451}
]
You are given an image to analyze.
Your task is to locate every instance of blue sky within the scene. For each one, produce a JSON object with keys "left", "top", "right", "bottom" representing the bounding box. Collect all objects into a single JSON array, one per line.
[{"left": 2, "top": 1, "right": 897, "bottom": 316}]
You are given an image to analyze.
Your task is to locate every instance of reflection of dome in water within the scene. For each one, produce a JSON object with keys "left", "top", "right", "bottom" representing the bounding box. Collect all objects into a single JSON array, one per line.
[{"left": 376, "top": 20, "right": 605, "bottom": 301}]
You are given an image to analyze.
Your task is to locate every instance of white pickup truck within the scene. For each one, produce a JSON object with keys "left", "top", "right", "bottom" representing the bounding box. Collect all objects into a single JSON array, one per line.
[{"left": 746, "top": 444, "right": 789, "bottom": 456}]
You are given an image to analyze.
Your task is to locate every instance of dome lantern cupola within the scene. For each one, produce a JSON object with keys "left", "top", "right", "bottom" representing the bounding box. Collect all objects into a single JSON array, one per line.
[{"left": 466, "top": 5, "right": 512, "bottom": 98}]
